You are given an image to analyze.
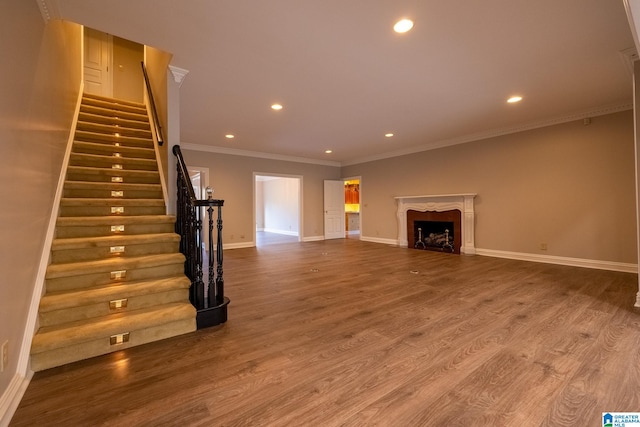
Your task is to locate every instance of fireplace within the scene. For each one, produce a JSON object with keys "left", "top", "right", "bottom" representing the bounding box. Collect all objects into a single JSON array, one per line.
[
  {"left": 395, "top": 194, "right": 477, "bottom": 255},
  {"left": 408, "top": 209, "right": 461, "bottom": 254}
]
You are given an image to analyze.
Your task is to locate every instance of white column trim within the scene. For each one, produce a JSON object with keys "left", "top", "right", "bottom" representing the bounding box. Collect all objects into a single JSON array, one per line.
[{"left": 168, "top": 65, "right": 189, "bottom": 88}]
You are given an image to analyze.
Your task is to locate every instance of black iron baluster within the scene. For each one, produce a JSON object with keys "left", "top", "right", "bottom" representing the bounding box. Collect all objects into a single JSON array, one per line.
[{"left": 215, "top": 204, "right": 224, "bottom": 305}]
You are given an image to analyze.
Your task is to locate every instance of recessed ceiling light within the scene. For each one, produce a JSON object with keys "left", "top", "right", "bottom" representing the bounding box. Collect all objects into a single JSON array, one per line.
[
  {"left": 385, "top": 133, "right": 394, "bottom": 137},
  {"left": 325, "top": 149, "right": 332, "bottom": 154},
  {"left": 507, "top": 96, "right": 523, "bottom": 103},
  {"left": 225, "top": 134, "right": 234, "bottom": 139},
  {"left": 271, "top": 103, "right": 283, "bottom": 110},
  {"left": 394, "top": 19, "right": 414, "bottom": 33}
]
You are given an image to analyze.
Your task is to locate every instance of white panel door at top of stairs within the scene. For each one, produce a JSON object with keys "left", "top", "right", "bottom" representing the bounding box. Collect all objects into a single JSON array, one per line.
[{"left": 83, "top": 27, "right": 113, "bottom": 97}]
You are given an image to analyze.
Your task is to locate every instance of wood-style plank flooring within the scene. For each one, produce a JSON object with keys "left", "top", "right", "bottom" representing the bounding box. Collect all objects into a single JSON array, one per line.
[{"left": 11, "top": 239, "right": 640, "bottom": 426}]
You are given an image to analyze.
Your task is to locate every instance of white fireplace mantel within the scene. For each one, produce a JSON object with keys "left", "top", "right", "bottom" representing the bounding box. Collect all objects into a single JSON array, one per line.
[{"left": 395, "top": 194, "right": 477, "bottom": 255}]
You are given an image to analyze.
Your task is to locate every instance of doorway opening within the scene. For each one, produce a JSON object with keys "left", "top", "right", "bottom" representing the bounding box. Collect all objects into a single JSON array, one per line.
[
  {"left": 344, "top": 177, "right": 361, "bottom": 240},
  {"left": 254, "top": 174, "right": 302, "bottom": 247}
]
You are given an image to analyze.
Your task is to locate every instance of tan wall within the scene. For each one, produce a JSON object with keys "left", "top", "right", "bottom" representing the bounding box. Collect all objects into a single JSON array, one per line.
[
  {"left": 0, "top": 3, "right": 81, "bottom": 399},
  {"left": 143, "top": 47, "right": 172, "bottom": 191},
  {"left": 112, "top": 36, "right": 144, "bottom": 102},
  {"left": 342, "top": 111, "right": 637, "bottom": 264},
  {"left": 181, "top": 150, "right": 341, "bottom": 243}
]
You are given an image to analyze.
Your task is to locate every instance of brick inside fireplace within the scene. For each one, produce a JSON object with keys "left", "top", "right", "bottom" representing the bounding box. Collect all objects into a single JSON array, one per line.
[{"left": 407, "top": 209, "right": 462, "bottom": 254}]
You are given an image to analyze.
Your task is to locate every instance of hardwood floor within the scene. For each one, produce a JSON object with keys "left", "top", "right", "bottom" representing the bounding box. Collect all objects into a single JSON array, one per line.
[
  {"left": 11, "top": 239, "right": 640, "bottom": 426},
  {"left": 255, "top": 231, "right": 299, "bottom": 246}
]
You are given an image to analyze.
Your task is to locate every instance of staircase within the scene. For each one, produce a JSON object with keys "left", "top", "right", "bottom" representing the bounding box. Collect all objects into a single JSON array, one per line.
[{"left": 30, "top": 93, "right": 196, "bottom": 372}]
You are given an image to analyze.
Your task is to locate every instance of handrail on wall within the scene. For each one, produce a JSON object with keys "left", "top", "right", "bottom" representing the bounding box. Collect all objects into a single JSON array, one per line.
[{"left": 141, "top": 61, "right": 164, "bottom": 146}]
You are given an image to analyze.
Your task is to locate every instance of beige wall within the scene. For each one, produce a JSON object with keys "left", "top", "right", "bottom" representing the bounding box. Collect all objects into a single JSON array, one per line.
[
  {"left": 112, "top": 36, "right": 144, "bottom": 103},
  {"left": 0, "top": 1, "right": 81, "bottom": 401},
  {"left": 343, "top": 111, "right": 637, "bottom": 264},
  {"left": 263, "top": 177, "right": 300, "bottom": 234},
  {"left": 144, "top": 46, "right": 172, "bottom": 190},
  {"left": 181, "top": 150, "right": 341, "bottom": 243}
]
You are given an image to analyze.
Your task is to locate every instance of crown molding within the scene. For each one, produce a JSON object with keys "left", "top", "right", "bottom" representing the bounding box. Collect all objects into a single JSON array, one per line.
[
  {"left": 36, "top": 0, "right": 60, "bottom": 22},
  {"left": 342, "top": 102, "right": 633, "bottom": 166},
  {"left": 169, "top": 65, "right": 189, "bottom": 87},
  {"left": 183, "top": 102, "right": 631, "bottom": 168},
  {"left": 180, "top": 142, "right": 341, "bottom": 167}
]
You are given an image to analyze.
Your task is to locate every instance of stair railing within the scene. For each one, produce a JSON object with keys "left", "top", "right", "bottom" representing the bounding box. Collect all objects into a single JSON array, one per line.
[
  {"left": 173, "top": 144, "right": 229, "bottom": 328},
  {"left": 141, "top": 61, "right": 164, "bottom": 146}
]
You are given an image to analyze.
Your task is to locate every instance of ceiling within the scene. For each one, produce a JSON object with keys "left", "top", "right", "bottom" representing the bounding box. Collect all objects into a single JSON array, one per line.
[{"left": 48, "top": 0, "right": 636, "bottom": 165}]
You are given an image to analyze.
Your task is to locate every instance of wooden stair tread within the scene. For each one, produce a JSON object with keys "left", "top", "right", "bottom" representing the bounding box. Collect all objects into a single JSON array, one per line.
[
  {"left": 60, "top": 198, "right": 165, "bottom": 206},
  {"left": 46, "top": 253, "right": 185, "bottom": 279},
  {"left": 74, "top": 132, "right": 154, "bottom": 149},
  {"left": 31, "top": 302, "right": 196, "bottom": 354},
  {"left": 56, "top": 215, "right": 176, "bottom": 226},
  {"left": 39, "top": 276, "right": 191, "bottom": 312},
  {"left": 70, "top": 152, "right": 158, "bottom": 167},
  {"left": 78, "top": 112, "right": 151, "bottom": 129},
  {"left": 63, "top": 181, "right": 162, "bottom": 191},
  {"left": 52, "top": 233, "right": 180, "bottom": 250}
]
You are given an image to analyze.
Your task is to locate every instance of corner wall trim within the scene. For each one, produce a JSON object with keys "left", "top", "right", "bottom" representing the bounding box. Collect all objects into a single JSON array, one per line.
[
  {"left": 302, "top": 236, "right": 324, "bottom": 242},
  {"left": 476, "top": 248, "right": 638, "bottom": 273}
]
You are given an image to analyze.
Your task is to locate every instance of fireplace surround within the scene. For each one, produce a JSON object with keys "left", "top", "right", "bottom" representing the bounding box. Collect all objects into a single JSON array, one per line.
[{"left": 395, "top": 194, "right": 477, "bottom": 255}]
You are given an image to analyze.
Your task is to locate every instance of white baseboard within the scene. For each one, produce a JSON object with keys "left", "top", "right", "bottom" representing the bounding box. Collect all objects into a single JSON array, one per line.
[
  {"left": 476, "top": 248, "right": 638, "bottom": 273},
  {"left": 0, "top": 372, "right": 32, "bottom": 427},
  {"left": 360, "top": 236, "right": 399, "bottom": 246},
  {"left": 263, "top": 228, "right": 299, "bottom": 236},
  {"left": 302, "top": 235, "right": 324, "bottom": 242}
]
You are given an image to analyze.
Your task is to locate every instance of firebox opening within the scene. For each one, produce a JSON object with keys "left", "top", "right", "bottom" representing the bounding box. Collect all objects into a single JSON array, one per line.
[
  {"left": 414, "top": 221, "right": 454, "bottom": 253},
  {"left": 407, "top": 209, "right": 462, "bottom": 254}
]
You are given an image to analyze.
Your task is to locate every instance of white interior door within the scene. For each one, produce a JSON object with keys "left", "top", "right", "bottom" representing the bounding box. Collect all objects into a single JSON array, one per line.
[
  {"left": 84, "top": 27, "right": 113, "bottom": 97},
  {"left": 324, "top": 180, "right": 345, "bottom": 239}
]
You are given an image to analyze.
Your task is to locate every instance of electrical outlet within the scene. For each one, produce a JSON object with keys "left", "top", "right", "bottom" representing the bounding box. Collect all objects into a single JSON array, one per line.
[
  {"left": 1, "top": 340, "right": 8, "bottom": 372},
  {"left": 540, "top": 243, "right": 548, "bottom": 251}
]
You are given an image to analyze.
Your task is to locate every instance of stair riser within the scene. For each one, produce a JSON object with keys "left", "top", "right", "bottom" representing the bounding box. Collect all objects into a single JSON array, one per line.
[
  {"left": 55, "top": 223, "right": 176, "bottom": 239},
  {"left": 80, "top": 105, "right": 147, "bottom": 123},
  {"left": 51, "top": 241, "right": 180, "bottom": 263},
  {"left": 73, "top": 142, "right": 155, "bottom": 159},
  {"left": 63, "top": 189, "right": 163, "bottom": 199},
  {"left": 77, "top": 122, "right": 152, "bottom": 139},
  {"left": 74, "top": 131, "right": 154, "bottom": 149},
  {"left": 69, "top": 155, "right": 158, "bottom": 171},
  {"left": 59, "top": 206, "right": 166, "bottom": 217},
  {"left": 46, "top": 263, "right": 186, "bottom": 293},
  {"left": 30, "top": 317, "right": 195, "bottom": 372},
  {"left": 81, "top": 98, "right": 148, "bottom": 115},
  {"left": 67, "top": 169, "right": 160, "bottom": 185},
  {"left": 78, "top": 112, "right": 150, "bottom": 130},
  {"left": 39, "top": 289, "right": 190, "bottom": 327}
]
